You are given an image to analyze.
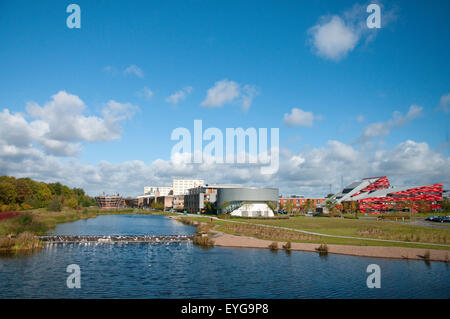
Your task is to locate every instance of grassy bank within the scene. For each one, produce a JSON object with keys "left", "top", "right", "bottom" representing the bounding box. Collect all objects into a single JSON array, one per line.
[
  {"left": 0, "top": 208, "right": 169, "bottom": 252},
  {"left": 183, "top": 216, "right": 450, "bottom": 250}
]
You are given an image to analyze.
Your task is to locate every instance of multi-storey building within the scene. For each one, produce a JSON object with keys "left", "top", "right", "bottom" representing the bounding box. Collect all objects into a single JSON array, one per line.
[
  {"left": 143, "top": 186, "right": 172, "bottom": 196},
  {"left": 330, "top": 176, "right": 443, "bottom": 214},
  {"left": 172, "top": 179, "right": 204, "bottom": 195},
  {"left": 184, "top": 184, "right": 242, "bottom": 213},
  {"left": 279, "top": 196, "right": 325, "bottom": 212}
]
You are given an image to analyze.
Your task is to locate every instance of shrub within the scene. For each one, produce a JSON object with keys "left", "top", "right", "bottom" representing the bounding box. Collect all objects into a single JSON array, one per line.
[
  {"left": 14, "top": 232, "right": 41, "bottom": 250},
  {"left": 6, "top": 213, "right": 47, "bottom": 235},
  {"left": 196, "top": 223, "right": 213, "bottom": 234},
  {"left": 283, "top": 241, "right": 292, "bottom": 250},
  {"left": 316, "top": 244, "right": 328, "bottom": 255},
  {"left": 268, "top": 242, "right": 278, "bottom": 251},
  {"left": 65, "top": 198, "right": 78, "bottom": 209},
  {"left": 0, "top": 236, "right": 12, "bottom": 249},
  {"left": 47, "top": 196, "right": 62, "bottom": 212},
  {"left": 193, "top": 235, "right": 214, "bottom": 247}
]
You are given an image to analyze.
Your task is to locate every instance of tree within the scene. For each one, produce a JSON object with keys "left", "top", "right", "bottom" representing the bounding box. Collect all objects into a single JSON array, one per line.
[
  {"left": 285, "top": 200, "right": 293, "bottom": 214},
  {"left": 204, "top": 201, "right": 216, "bottom": 214},
  {"left": 0, "top": 181, "right": 17, "bottom": 205},
  {"left": 303, "top": 199, "right": 315, "bottom": 213},
  {"left": 266, "top": 201, "right": 277, "bottom": 213},
  {"left": 325, "top": 199, "right": 338, "bottom": 212},
  {"left": 350, "top": 201, "right": 360, "bottom": 218},
  {"left": 441, "top": 198, "right": 450, "bottom": 212},
  {"left": 13, "top": 179, "right": 33, "bottom": 204},
  {"left": 220, "top": 201, "right": 230, "bottom": 213},
  {"left": 65, "top": 197, "right": 78, "bottom": 209},
  {"left": 47, "top": 196, "right": 63, "bottom": 212}
]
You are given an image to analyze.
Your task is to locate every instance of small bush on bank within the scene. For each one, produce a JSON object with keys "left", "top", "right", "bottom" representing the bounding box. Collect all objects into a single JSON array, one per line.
[
  {"left": 196, "top": 223, "right": 213, "bottom": 234},
  {"left": 193, "top": 235, "right": 214, "bottom": 247},
  {"left": 0, "top": 232, "right": 41, "bottom": 251},
  {"left": 316, "top": 244, "right": 328, "bottom": 255},
  {"left": 268, "top": 242, "right": 278, "bottom": 251},
  {"left": 283, "top": 241, "right": 291, "bottom": 250}
]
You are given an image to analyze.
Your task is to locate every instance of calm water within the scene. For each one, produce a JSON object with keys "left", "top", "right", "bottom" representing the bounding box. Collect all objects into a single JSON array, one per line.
[{"left": 0, "top": 215, "right": 449, "bottom": 298}]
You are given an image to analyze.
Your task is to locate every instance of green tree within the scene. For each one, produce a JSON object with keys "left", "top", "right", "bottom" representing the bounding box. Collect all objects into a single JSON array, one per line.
[
  {"left": 13, "top": 178, "right": 33, "bottom": 204},
  {"left": 0, "top": 181, "right": 17, "bottom": 205},
  {"left": 266, "top": 201, "right": 277, "bottom": 213},
  {"left": 220, "top": 201, "right": 230, "bottom": 213},
  {"left": 285, "top": 200, "right": 293, "bottom": 214},
  {"left": 204, "top": 201, "right": 216, "bottom": 214},
  {"left": 65, "top": 197, "right": 78, "bottom": 209},
  {"left": 325, "top": 199, "right": 338, "bottom": 213},
  {"left": 47, "top": 196, "right": 63, "bottom": 212},
  {"left": 303, "top": 199, "right": 315, "bottom": 213}
]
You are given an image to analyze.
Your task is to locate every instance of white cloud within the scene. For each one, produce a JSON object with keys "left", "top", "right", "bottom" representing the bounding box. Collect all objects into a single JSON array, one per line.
[
  {"left": 241, "top": 85, "right": 259, "bottom": 111},
  {"left": 358, "top": 104, "right": 423, "bottom": 143},
  {"left": 437, "top": 93, "right": 450, "bottom": 113},
  {"left": 308, "top": 3, "right": 396, "bottom": 61},
  {"left": 165, "top": 86, "right": 193, "bottom": 105},
  {"left": 0, "top": 91, "right": 138, "bottom": 157},
  {"left": 138, "top": 87, "right": 154, "bottom": 101},
  {"left": 357, "top": 115, "right": 365, "bottom": 123},
  {"left": 1, "top": 137, "right": 447, "bottom": 197},
  {"left": 284, "top": 108, "right": 315, "bottom": 127},
  {"left": 201, "top": 79, "right": 258, "bottom": 110},
  {"left": 308, "top": 16, "right": 358, "bottom": 61},
  {"left": 124, "top": 64, "right": 144, "bottom": 78}
]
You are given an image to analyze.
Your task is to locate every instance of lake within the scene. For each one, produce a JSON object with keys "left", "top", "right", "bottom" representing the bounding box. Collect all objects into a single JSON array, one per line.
[{"left": 0, "top": 215, "right": 449, "bottom": 298}]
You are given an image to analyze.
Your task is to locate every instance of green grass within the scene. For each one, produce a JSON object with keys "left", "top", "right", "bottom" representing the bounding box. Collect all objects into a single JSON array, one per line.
[{"left": 183, "top": 216, "right": 450, "bottom": 250}]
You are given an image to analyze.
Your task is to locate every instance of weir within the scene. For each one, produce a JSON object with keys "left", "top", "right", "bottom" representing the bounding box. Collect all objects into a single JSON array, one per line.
[{"left": 39, "top": 235, "right": 193, "bottom": 244}]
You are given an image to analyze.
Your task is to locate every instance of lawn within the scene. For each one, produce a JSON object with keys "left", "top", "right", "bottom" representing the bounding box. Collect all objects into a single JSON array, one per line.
[{"left": 182, "top": 216, "right": 450, "bottom": 250}]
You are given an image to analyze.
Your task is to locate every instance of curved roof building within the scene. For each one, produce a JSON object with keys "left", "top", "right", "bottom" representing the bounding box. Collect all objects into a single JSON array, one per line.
[{"left": 217, "top": 187, "right": 279, "bottom": 217}]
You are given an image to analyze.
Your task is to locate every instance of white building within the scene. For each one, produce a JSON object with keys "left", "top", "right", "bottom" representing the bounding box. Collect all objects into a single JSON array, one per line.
[
  {"left": 172, "top": 179, "right": 204, "bottom": 195},
  {"left": 143, "top": 186, "right": 172, "bottom": 196}
]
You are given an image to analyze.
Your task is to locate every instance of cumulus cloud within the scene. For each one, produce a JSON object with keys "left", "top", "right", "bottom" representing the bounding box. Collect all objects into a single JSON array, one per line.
[
  {"left": 124, "top": 64, "right": 144, "bottom": 78},
  {"left": 201, "top": 79, "right": 259, "bottom": 110},
  {"left": 0, "top": 91, "right": 138, "bottom": 157},
  {"left": 308, "top": 3, "right": 396, "bottom": 61},
  {"left": 138, "top": 87, "right": 154, "bottom": 101},
  {"left": 284, "top": 108, "right": 315, "bottom": 127},
  {"left": 437, "top": 93, "right": 450, "bottom": 113},
  {"left": 308, "top": 16, "right": 359, "bottom": 61},
  {"left": 357, "top": 104, "right": 423, "bottom": 143},
  {"left": 165, "top": 86, "right": 193, "bottom": 105},
  {"left": 1, "top": 128, "right": 447, "bottom": 197}
]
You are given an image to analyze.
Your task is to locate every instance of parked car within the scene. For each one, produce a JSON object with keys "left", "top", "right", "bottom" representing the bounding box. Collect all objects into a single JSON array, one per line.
[
  {"left": 425, "top": 216, "right": 438, "bottom": 221},
  {"left": 442, "top": 216, "right": 450, "bottom": 223}
]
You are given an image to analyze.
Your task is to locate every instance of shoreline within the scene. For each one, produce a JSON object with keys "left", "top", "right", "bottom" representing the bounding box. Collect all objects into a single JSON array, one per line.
[
  {"left": 210, "top": 229, "right": 450, "bottom": 262},
  {"left": 0, "top": 209, "right": 169, "bottom": 253}
]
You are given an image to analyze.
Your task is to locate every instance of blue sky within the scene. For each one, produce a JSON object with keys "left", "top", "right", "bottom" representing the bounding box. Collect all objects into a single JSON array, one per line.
[{"left": 0, "top": 0, "right": 449, "bottom": 196}]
